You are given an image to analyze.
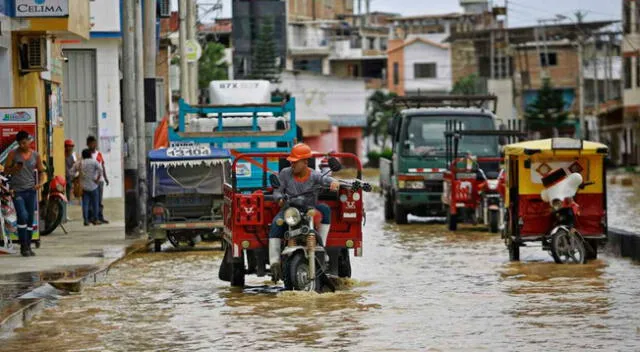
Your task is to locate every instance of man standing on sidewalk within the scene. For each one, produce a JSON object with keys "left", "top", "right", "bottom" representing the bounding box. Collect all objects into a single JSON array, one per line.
[
  {"left": 4, "top": 131, "right": 46, "bottom": 257},
  {"left": 87, "top": 136, "right": 110, "bottom": 224},
  {"left": 64, "top": 139, "right": 77, "bottom": 223}
]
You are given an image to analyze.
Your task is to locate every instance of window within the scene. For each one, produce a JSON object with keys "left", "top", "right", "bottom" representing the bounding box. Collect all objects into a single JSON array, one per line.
[
  {"left": 393, "top": 62, "right": 399, "bottom": 85},
  {"left": 539, "top": 52, "right": 557, "bottom": 67},
  {"left": 637, "top": 56, "right": 640, "bottom": 87},
  {"left": 380, "top": 38, "right": 388, "bottom": 51},
  {"left": 368, "top": 37, "right": 375, "bottom": 50},
  {"left": 625, "top": 57, "right": 632, "bottom": 89},
  {"left": 624, "top": 0, "right": 631, "bottom": 34},
  {"left": 293, "top": 58, "right": 323, "bottom": 73},
  {"left": 414, "top": 63, "right": 437, "bottom": 78}
]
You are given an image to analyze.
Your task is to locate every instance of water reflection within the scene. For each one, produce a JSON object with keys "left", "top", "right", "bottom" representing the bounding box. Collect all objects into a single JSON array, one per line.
[{"left": 1, "top": 192, "right": 639, "bottom": 351}]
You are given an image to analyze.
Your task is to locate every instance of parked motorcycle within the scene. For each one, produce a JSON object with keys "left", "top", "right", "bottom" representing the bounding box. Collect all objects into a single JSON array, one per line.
[
  {"left": 0, "top": 174, "right": 18, "bottom": 255},
  {"left": 269, "top": 159, "right": 372, "bottom": 292},
  {"left": 476, "top": 169, "right": 504, "bottom": 233},
  {"left": 39, "top": 175, "right": 67, "bottom": 236}
]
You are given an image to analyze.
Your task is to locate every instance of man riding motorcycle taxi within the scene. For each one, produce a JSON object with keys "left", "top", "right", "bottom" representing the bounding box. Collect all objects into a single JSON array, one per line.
[{"left": 269, "top": 143, "right": 340, "bottom": 282}]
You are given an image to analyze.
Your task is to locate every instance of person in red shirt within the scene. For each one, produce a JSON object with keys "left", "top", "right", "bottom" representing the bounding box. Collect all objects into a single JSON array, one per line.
[{"left": 87, "top": 136, "right": 110, "bottom": 224}]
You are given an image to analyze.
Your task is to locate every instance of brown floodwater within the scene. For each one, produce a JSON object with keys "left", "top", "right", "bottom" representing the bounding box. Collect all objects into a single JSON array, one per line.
[{"left": 1, "top": 190, "right": 640, "bottom": 351}]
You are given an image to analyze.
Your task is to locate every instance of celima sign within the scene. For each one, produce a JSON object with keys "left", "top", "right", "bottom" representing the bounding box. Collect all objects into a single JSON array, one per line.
[{"left": 15, "top": 0, "right": 69, "bottom": 18}]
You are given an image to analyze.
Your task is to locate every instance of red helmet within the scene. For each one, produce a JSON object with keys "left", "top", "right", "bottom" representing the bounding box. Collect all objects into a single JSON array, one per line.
[{"left": 64, "top": 139, "right": 75, "bottom": 147}]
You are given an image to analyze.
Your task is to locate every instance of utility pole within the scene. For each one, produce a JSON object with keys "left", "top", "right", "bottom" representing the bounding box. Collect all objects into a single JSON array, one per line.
[
  {"left": 187, "top": 0, "right": 198, "bottom": 104},
  {"left": 593, "top": 36, "right": 599, "bottom": 120},
  {"left": 179, "top": 0, "right": 189, "bottom": 102},
  {"left": 135, "top": 0, "right": 147, "bottom": 232},
  {"left": 122, "top": 0, "right": 139, "bottom": 236},
  {"left": 578, "top": 34, "right": 586, "bottom": 139}
]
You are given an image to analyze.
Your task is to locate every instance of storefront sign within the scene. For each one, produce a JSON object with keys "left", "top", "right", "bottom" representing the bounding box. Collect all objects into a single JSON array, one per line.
[
  {"left": 0, "top": 108, "right": 37, "bottom": 164},
  {"left": 0, "top": 107, "right": 39, "bottom": 239},
  {"left": 15, "top": 0, "right": 69, "bottom": 18}
]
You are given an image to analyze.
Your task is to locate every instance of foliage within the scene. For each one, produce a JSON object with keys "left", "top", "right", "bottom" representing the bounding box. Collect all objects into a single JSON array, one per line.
[
  {"left": 451, "top": 74, "right": 480, "bottom": 95},
  {"left": 366, "top": 90, "right": 398, "bottom": 146},
  {"left": 198, "top": 42, "right": 228, "bottom": 90},
  {"left": 524, "top": 77, "right": 569, "bottom": 133},
  {"left": 249, "top": 17, "right": 281, "bottom": 82}
]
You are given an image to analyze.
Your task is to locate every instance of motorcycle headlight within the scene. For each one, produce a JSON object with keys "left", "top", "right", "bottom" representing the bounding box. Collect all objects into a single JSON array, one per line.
[
  {"left": 551, "top": 199, "right": 563, "bottom": 211},
  {"left": 487, "top": 180, "right": 498, "bottom": 190},
  {"left": 284, "top": 207, "right": 301, "bottom": 226}
]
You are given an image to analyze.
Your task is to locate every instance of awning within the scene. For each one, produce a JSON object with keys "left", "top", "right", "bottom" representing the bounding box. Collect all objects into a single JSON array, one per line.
[{"left": 330, "top": 114, "right": 367, "bottom": 127}]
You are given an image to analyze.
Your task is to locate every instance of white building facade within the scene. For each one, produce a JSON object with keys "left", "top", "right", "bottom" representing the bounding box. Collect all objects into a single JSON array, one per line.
[{"left": 62, "top": 0, "right": 123, "bottom": 199}]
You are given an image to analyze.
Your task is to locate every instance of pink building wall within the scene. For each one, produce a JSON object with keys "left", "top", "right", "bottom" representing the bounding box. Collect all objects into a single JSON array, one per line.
[{"left": 305, "top": 126, "right": 363, "bottom": 158}]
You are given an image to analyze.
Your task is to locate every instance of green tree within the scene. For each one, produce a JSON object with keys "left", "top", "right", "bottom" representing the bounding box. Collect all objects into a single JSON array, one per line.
[
  {"left": 249, "top": 17, "right": 281, "bottom": 82},
  {"left": 451, "top": 74, "right": 480, "bottom": 95},
  {"left": 524, "top": 77, "right": 569, "bottom": 132},
  {"left": 366, "top": 90, "right": 398, "bottom": 146},
  {"left": 198, "top": 42, "right": 228, "bottom": 90}
]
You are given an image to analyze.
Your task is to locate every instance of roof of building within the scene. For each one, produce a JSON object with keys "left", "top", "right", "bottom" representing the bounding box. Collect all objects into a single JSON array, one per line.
[
  {"left": 329, "top": 114, "right": 367, "bottom": 127},
  {"left": 387, "top": 37, "right": 449, "bottom": 53},
  {"left": 445, "top": 20, "right": 619, "bottom": 43},
  {"left": 390, "top": 12, "right": 462, "bottom": 22}
]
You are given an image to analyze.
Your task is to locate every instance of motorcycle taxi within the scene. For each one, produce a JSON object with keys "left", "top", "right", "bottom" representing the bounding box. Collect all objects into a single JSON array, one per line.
[
  {"left": 218, "top": 152, "right": 370, "bottom": 292},
  {"left": 501, "top": 138, "right": 608, "bottom": 264}
]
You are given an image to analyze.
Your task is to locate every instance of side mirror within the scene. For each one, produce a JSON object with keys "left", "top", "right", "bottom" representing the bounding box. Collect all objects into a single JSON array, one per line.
[
  {"left": 269, "top": 173, "right": 281, "bottom": 188},
  {"left": 328, "top": 157, "right": 342, "bottom": 172}
]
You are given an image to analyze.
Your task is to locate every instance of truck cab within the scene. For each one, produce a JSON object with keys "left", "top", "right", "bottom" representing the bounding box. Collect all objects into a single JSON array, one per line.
[{"left": 380, "top": 96, "right": 500, "bottom": 224}]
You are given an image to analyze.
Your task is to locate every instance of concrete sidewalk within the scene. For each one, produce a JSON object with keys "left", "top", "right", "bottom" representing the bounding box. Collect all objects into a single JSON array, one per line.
[{"left": 0, "top": 198, "right": 139, "bottom": 275}]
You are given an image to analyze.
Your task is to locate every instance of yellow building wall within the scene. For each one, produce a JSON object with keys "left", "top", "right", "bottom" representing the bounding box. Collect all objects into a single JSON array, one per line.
[{"left": 12, "top": 34, "right": 65, "bottom": 179}]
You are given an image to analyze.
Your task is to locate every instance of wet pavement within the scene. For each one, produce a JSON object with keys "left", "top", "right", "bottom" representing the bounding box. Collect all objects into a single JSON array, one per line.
[{"left": 1, "top": 187, "right": 640, "bottom": 351}]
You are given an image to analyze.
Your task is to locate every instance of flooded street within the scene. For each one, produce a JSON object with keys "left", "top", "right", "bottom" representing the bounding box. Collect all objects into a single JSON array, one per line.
[{"left": 2, "top": 189, "right": 640, "bottom": 351}]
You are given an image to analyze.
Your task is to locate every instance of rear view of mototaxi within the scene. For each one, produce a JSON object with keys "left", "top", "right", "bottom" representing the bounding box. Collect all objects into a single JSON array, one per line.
[{"left": 269, "top": 143, "right": 340, "bottom": 281}]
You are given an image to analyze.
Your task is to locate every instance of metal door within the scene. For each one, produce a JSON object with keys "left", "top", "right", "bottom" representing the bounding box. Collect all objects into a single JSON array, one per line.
[{"left": 63, "top": 49, "right": 97, "bottom": 147}]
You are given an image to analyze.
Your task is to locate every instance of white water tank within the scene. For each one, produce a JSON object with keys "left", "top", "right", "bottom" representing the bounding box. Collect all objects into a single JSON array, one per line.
[
  {"left": 208, "top": 80, "right": 271, "bottom": 105},
  {"left": 460, "top": 0, "right": 489, "bottom": 14}
]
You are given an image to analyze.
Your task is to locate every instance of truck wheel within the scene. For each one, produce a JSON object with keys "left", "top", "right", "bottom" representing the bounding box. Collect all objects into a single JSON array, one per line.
[
  {"left": 508, "top": 238, "right": 520, "bottom": 261},
  {"left": 489, "top": 210, "right": 500, "bottom": 233},
  {"left": 338, "top": 248, "right": 352, "bottom": 278},
  {"left": 585, "top": 239, "right": 599, "bottom": 260},
  {"left": 218, "top": 243, "right": 231, "bottom": 282},
  {"left": 230, "top": 252, "right": 246, "bottom": 287},
  {"left": 384, "top": 194, "right": 394, "bottom": 220},
  {"left": 394, "top": 203, "right": 408, "bottom": 224},
  {"left": 447, "top": 209, "right": 457, "bottom": 231}
]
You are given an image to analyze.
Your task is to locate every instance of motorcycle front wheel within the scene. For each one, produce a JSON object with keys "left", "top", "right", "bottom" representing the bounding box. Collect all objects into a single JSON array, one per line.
[
  {"left": 283, "top": 252, "right": 323, "bottom": 292},
  {"left": 40, "top": 199, "right": 64, "bottom": 236}
]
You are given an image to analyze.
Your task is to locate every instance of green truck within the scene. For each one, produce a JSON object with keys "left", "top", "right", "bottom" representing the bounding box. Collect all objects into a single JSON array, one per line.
[{"left": 379, "top": 96, "right": 501, "bottom": 224}]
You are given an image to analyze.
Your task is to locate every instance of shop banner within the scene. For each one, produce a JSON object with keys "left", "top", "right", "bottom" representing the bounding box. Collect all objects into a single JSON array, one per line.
[{"left": 0, "top": 107, "right": 40, "bottom": 241}]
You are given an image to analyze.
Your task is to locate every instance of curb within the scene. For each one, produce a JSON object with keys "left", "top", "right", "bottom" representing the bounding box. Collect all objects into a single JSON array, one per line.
[
  {"left": 606, "top": 227, "right": 640, "bottom": 262},
  {"left": 0, "top": 239, "right": 150, "bottom": 335}
]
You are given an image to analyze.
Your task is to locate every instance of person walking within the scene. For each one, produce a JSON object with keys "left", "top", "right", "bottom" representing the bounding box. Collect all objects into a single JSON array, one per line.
[
  {"left": 64, "top": 139, "right": 77, "bottom": 223},
  {"left": 86, "top": 136, "right": 109, "bottom": 224},
  {"left": 72, "top": 149, "right": 102, "bottom": 226},
  {"left": 3, "top": 131, "right": 46, "bottom": 257}
]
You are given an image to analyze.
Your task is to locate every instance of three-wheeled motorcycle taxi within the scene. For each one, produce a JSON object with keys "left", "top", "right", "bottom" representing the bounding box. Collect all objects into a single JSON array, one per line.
[
  {"left": 441, "top": 121, "right": 526, "bottom": 232},
  {"left": 148, "top": 145, "right": 231, "bottom": 252},
  {"left": 219, "top": 152, "right": 370, "bottom": 292},
  {"left": 502, "top": 138, "right": 608, "bottom": 264}
]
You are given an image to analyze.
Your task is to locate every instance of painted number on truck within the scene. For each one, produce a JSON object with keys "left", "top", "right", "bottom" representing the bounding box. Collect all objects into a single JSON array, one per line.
[{"left": 167, "top": 144, "right": 211, "bottom": 157}]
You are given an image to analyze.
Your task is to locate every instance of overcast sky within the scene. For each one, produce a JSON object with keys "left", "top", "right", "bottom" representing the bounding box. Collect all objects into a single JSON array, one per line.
[{"left": 173, "top": 0, "right": 621, "bottom": 29}]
